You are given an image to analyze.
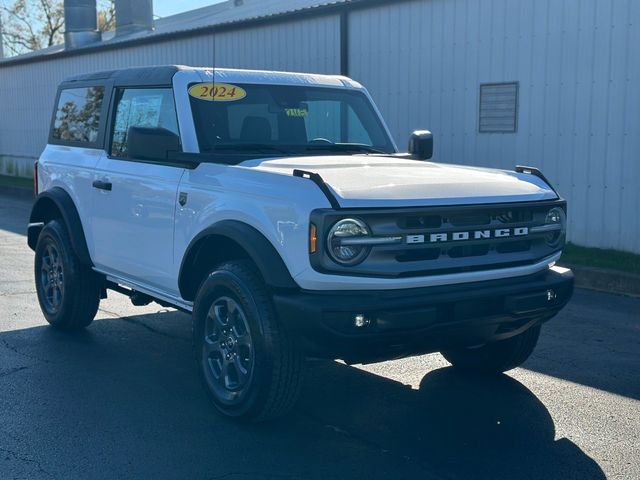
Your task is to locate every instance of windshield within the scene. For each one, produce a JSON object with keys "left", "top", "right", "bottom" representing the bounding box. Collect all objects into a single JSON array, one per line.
[{"left": 188, "top": 83, "right": 395, "bottom": 155}]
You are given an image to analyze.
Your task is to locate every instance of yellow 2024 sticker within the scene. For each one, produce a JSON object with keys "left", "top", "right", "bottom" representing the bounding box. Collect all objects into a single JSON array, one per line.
[{"left": 188, "top": 83, "right": 246, "bottom": 102}]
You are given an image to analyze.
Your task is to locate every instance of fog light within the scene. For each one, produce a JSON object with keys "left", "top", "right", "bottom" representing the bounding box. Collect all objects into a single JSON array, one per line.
[
  {"left": 546, "top": 289, "right": 557, "bottom": 302},
  {"left": 354, "top": 314, "right": 370, "bottom": 328}
]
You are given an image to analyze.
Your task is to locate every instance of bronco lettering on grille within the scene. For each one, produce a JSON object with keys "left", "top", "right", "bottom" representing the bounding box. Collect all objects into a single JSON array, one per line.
[{"left": 406, "top": 227, "right": 529, "bottom": 244}]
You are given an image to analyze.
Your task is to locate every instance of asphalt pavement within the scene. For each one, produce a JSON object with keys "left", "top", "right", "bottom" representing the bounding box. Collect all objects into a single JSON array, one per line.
[{"left": 1, "top": 193, "right": 638, "bottom": 480}]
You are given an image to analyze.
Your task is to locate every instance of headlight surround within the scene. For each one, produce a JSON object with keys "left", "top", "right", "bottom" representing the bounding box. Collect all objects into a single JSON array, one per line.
[
  {"left": 544, "top": 207, "right": 566, "bottom": 248},
  {"left": 327, "top": 218, "right": 371, "bottom": 265}
]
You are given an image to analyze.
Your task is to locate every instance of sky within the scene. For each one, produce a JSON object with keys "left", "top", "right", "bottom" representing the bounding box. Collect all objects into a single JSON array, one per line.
[{"left": 153, "top": 0, "right": 226, "bottom": 18}]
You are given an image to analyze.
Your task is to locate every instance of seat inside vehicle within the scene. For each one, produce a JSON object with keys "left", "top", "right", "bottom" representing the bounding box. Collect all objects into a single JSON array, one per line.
[{"left": 240, "top": 116, "right": 272, "bottom": 143}]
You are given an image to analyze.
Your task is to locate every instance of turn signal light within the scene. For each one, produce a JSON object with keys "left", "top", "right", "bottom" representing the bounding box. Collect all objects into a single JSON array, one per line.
[{"left": 309, "top": 223, "right": 318, "bottom": 253}]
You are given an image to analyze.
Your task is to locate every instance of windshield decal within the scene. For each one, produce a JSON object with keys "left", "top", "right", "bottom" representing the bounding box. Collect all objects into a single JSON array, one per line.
[
  {"left": 188, "top": 83, "right": 247, "bottom": 102},
  {"left": 285, "top": 108, "right": 308, "bottom": 118}
]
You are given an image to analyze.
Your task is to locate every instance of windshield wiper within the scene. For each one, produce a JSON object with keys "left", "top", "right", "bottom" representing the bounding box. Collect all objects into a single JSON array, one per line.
[{"left": 304, "top": 144, "right": 389, "bottom": 155}]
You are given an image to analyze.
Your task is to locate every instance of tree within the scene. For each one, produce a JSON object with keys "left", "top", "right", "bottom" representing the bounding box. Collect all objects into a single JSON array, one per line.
[
  {"left": 97, "top": 0, "right": 114, "bottom": 32},
  {"left": 53, "top": 86, "right": 104, "bottom": 141},
  {"left": 0, "top": 0, "right": 114, "bottom": 57}
]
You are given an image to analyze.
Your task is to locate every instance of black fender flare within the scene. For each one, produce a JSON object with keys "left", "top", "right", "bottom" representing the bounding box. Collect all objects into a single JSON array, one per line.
[
  {"left": 28, "top": 188, "right": 93, "bottom": 267},
  {"left": 178, "top": 220, "right": 298, "bottom": 301}
]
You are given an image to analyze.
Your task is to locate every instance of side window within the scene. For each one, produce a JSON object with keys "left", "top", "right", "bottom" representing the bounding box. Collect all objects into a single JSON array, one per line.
[
  {"left": 52, "top": 86, "right": 105, "bottom": 144},
  {"left": 110, "top": 88, "right": 180, "bottom": 159}
]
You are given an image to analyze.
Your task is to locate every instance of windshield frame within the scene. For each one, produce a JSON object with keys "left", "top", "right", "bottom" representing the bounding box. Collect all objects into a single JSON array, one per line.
[{"left": 188, "top": 82, "right": 398, "bottom": 156}]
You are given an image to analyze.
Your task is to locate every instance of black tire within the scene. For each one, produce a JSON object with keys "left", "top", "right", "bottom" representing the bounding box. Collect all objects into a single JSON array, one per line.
[
  {"left": 193, "top": 260, "right": 303, "bottom": 422},
  {"left": 34, "top": 220, "right": 100, "bottom": 330},
  {"left": 441, "top": 325, "right": 542, "bottom": 374}
]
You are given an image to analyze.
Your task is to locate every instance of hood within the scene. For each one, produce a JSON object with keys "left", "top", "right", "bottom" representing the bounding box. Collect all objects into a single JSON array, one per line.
[{"left": 239, "top": 156, "right": 558, "bottom": 208}]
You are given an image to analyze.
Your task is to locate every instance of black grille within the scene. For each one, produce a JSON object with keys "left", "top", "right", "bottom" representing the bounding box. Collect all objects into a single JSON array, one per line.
[
  {"left": 310, "top": 200, "right": 565, "bottom": 278},
  {"left": 448, "top": 244, "right": 492, "bottom": 258},
  {"left": 399, "top": 215, "right": 442, "bottom": 229}
]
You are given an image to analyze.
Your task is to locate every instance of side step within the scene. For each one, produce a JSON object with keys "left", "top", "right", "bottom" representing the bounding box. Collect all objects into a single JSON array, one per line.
[{"left": 105, "top": 281, "right": 172, "bottom": 308}]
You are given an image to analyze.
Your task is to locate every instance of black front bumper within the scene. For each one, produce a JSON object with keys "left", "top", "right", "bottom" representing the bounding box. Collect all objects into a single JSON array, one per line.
[{"left": 273, "top": 267, "right": 574, "bottom": 363}]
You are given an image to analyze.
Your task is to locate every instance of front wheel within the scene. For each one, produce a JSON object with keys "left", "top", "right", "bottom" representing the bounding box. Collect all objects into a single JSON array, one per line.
[
  {"left": 441, "top": 325, "right": 541, "bottom": 374},
  {"left": 193, "top": 260, "right": 303, "bottom": 422}
]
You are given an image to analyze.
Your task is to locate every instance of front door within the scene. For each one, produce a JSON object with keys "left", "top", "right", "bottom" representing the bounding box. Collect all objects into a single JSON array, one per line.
[{"left": 90, "top": 87, "right": 184, "bottom": 295}]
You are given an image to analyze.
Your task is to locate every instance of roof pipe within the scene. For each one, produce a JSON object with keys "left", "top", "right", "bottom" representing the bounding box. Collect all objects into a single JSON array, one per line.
[
  {"left": 115, "top": 0, "right": 154, "bottom": 36},
  {"left": 64, "top": 0, "right": 101, "bottom": 48}
]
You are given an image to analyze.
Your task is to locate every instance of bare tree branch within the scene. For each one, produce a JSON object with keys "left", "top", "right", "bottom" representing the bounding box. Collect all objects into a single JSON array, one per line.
[{"left": 98, "top": 0, "right": 115, "bottom": 32}]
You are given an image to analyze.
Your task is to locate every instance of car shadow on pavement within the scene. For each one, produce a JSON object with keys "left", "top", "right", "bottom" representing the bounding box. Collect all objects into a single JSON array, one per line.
[
  {"left": 301, "top": 360, "right": 607, "bottom": 479},
  {"left": 0, "top": 311, "right": 605, "bottom": 480},
  {"left": 302, "top": 363, "right": 606, "bottom": 479}
]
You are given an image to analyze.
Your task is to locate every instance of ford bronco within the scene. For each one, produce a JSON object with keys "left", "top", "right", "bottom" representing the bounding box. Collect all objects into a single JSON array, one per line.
[{"left": 28, "top": 66, "right": 573, "bottom": 421}]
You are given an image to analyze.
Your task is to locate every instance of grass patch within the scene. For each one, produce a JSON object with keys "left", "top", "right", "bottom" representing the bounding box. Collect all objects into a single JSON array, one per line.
[
  {"left": 0, "top": 174, "right": 32, "bottom": 190},
  {"left": 560, "top": 243, "right": 640, "bottom": 275}
]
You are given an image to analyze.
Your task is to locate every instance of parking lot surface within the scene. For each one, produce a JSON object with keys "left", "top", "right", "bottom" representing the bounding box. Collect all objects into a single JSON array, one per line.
[{"left": 1, "top": 193, "right": 639, "bottom": 480}]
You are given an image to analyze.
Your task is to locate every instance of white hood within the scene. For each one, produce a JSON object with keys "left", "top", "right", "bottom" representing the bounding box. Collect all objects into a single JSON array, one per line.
[{"left": 240, "top": 156, "right": 558, "bottom": 208}]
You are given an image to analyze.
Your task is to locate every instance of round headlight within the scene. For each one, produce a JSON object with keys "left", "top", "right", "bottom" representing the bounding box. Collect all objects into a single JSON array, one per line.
[
  {"left": 327, "top": 218, "right": 371, "bottom": 265},
  {"left": 544, "top": 207, "right": 566, "bottom": 248}
]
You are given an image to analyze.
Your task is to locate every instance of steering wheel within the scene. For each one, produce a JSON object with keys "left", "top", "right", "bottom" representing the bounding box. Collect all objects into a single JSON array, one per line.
[{"left": 308, "top": 138, "right": 334, "bottom": 145}]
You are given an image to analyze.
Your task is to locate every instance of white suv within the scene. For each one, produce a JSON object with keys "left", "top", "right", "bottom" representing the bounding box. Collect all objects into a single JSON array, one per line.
[{"left": 28, "top": 66, "right": 573, "bottom": 421}]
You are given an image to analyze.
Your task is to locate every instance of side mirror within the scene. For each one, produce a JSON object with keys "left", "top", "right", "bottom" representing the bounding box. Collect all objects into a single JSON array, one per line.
[
  {"left": 127, "top": 127, "right": 181, "bottom": 161},
  {"left": 408, "top": 130, "right": 434, "bottom": 160}
]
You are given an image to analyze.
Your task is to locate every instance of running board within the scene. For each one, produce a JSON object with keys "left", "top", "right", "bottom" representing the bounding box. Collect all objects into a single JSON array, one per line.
[{"left": 95, "top": 270, "right": 194, "bottom": 313}]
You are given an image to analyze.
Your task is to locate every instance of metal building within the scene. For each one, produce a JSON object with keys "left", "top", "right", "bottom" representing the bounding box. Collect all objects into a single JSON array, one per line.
[{"left": 0, "top": 0, "right": 638, "bottom": 253}]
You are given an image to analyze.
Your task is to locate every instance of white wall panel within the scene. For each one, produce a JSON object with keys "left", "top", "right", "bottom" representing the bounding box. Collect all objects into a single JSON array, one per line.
[
  {"left": 349, "top": 0, "right": 640, "bottom": 253},
  {"left": 214, "top": 15, "right": 340, "bottom": 73}
]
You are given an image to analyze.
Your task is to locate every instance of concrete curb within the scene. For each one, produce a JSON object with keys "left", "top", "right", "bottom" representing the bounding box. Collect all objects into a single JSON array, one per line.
[
  {"left": 559, "top": 263, "right": 640, "bottom": 298},
  {"left": 0, "top": 185, "right": 34, "bottom": 201}
]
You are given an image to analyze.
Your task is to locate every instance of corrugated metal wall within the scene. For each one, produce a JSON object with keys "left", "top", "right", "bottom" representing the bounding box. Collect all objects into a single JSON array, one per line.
[
  {"left": 0, "top": 0, "right": 638, "bottom": 253},
  {"left": 348, "top": 0, "right": 640, "bottom": 253}
]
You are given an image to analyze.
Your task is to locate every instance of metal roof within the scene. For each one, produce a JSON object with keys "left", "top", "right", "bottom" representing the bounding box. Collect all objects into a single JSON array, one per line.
[
  {"left": 151, "top": 0, "right": 349, "bottom": 34},
  {"left": 62, "top": 65, "right": 187, "bottom": 85},
  {"left": 0, "top": 0, "right": 355, "bottom": 65},
  {"left": 61, "top": 65, "right": 358, "bottom": 88}
]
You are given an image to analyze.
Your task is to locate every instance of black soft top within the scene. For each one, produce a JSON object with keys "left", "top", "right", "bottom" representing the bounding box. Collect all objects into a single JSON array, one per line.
[{"left": 60, "top": 65, "right": 197, "bottom": 87}]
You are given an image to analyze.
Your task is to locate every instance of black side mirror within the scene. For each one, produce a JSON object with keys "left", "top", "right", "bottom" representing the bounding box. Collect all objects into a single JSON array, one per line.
[
  {"left": 127, "top": 127, "right": 181, "bottom": 161},
  {"left": 408, "top": 130, "right": 434, "bottom": 160}
]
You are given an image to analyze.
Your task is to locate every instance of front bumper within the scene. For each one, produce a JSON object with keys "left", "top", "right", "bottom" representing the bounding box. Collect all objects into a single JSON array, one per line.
[{"left": 273, "top": 266, "right": 574, "bottom": 363}]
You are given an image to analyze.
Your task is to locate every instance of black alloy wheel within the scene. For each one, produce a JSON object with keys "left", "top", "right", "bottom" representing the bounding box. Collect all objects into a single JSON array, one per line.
[
  {"left": 39, "top": 242, "right": 65, "bottom": 314},
  {"left": 201, "top": 296, "right": 255, "bottom": 405}
]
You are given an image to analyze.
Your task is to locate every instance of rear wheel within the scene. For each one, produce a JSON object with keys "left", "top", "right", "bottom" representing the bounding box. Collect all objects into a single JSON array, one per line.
[
  {"left": 193, "top": 260, "right": 303, "bottom": 421},
  {"left": 34, "top": 220, "right": 100, "bottom": 330},
  {"left": 441, "top": 325, "right": 541, "bottom": 374}
]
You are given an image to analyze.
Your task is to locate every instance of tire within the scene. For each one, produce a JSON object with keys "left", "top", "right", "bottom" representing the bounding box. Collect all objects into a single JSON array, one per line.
[
  {"left": 441, "top": 325, "right": 542, "bottom": 374},
  {"left": 34, "top": 220, "right": 100, "bottom": 330},
  {"left": 193, "top": 260, "right": 303, "bottom": 422}
]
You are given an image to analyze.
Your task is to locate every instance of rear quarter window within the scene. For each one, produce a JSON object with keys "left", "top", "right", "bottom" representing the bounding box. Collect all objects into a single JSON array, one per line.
[{"left": 51, "top": 86, "right": 105, "bottom": 144}]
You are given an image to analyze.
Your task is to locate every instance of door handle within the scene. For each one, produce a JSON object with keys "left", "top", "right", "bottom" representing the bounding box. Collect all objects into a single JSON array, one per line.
[{"left": 92, "top": 180, "right": 112, "bottom": 191}]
